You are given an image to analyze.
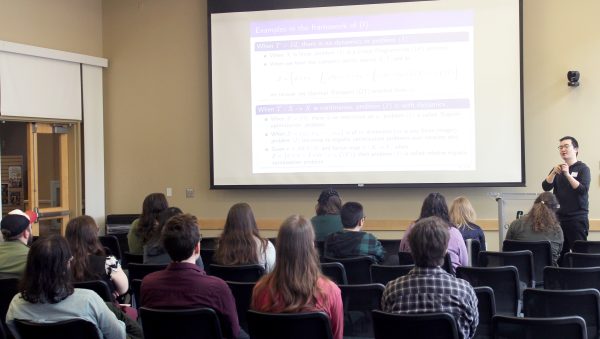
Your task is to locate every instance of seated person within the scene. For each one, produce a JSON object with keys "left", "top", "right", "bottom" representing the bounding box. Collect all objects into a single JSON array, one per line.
[
  {"left": 311, "top": 189, "right": 344, "bottom": 242},
  {"left": 0, "top": 209, "right": 36, "bottom": 276},
  {"left": 127, "top": 192, "right": 169, "bottom": 255},
  {"left": 141, "top": 214, "right": 244, "bottom": 339},
  {"left": 506, "top": 192, "right": 564, "bottom": 266},
  {"left": 324, "top": 202, "right": 385, "bottom": 263},
  {"left": 382, "top": 217, "right": 478, "bottom": 339},
  {"left": 450, "top": 196, "right": 486, "bottom": 251},
  {"left": 252, "top": 215, "right": 343, "bottom": 339},
  {"left": 6, "top": 235, "right": 142, "bottom": 339}
]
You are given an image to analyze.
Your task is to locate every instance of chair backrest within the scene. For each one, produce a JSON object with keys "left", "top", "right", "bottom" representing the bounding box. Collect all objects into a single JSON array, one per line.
[
  {"left": 315, "top": 240, "right": 325, "bottom": 258},
  {"left": 131, "top": 279, "right": 143, "bottom": 309},
  {"left": 140, "top": 307, "right": 224, "bottom": 339},
  {"left": 503, "top": 240, "right": 552, "bottom": 286},
  {"left": 98, "top": 235, "right": 122, "bottom": 260},
  {"left": 573, "top": 241, "right": 600, "bottom": 254},
  {"left": 247, "top": 310, "right": 333, "bottom": 339},
  {"left": 370, "top": 264, "right": 413, "bottom": 285},
  {"left": 372, "top": 310, "right": 459, "bottom": 339},
  {"left": 544, "top": 266, "right": 600, "bottom": 291},
  {"left": 200, "top": 248, "right": 216, "bottom": 274},
  {"left": 492, "top": 315, "right": 587, "bottom": 339},
  {"left": 0, "top": 277, "right": 19, "bottom": 337},
  {"left": 478, "top": 250, "right": 534, "bottom": 287},
  {"left": 14, "top": 318, "right": 101, "bottom": 339},
  {"left": 122, "top": 251, "right": 144, "bottom": 269},
  {"left": 523, "top": 288, "right": 600, "bottom": 339},
  {"left": 397, "top": 251, "right": 414, "bottom": 265},
  {"left": 320, "top": 262, "right": 348, "bottom": 285},
  {"left": 379, "top": 239, "right": 401, "bottom": 265},
  {"left": 127, "top": 263, "right": 167, "bottom": 281},
  {"left": 442, "top": 252, "right": 454, "bottom": 275},
  {"left": 473, "top": 286, "right": 496, "bottom": 339},
  {"left": 339, "top": 284, "right": 384, "bottom": 338},
  {"left": 226, "top": 281, "right": 256, "bottom": 332},
  {"left": 322, "top": 256, "right": 376, "bottom": 284},
  {"left": 209, "top": 264, "right": 264, "bottom": 282},
  {"left": 564, "top": 253, "right": 600, "bottom": 268},
  {"left": 456, "top": 266, "right": 520, "bottom": 316},
  {"left": 201, "top": 237, "right": 219, "bottom": 250},
  {"left": 73, "top": 280, "right": 113, "bottom": 302},
  {"left": 466, "top": 238, "right": 481, "bottom": 267}
]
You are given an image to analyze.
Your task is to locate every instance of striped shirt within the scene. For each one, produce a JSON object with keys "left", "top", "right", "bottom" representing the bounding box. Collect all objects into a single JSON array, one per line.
[{"left": 381, "top": 266, "right": 478, "bottom": 339}]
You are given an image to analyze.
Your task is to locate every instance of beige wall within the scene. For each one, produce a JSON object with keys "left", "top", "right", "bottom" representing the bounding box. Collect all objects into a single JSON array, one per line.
[{"left": 1, "top": 1, "right": 599, "bottom": 233}]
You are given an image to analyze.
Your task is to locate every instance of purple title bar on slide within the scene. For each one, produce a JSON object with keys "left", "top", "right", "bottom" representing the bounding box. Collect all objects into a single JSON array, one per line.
[
  {"left": 255, "top": 99, "right": 470, "bottom": 115},
  {"left": 251, "top": 10, "right": 473, "bottom": 38}
]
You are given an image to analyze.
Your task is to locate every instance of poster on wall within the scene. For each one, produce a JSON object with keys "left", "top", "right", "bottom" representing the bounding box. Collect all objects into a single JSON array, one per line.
[
  {"left": 8, "top": 166, "right": 22, "bottom": 188},
  {"left": 9, "top": 191, "right": 21, "bottom": 206}
]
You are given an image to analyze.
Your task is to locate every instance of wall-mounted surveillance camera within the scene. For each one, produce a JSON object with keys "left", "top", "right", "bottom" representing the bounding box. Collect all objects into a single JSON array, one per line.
[{"left": 567, "top": 70, "right": 580, "bottom": 87}]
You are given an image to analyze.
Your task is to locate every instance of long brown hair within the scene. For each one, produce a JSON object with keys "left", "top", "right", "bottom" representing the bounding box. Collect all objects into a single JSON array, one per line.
[
  {"left": 252, "top": 215, "right": 324, "bottom": 312},
  {"left": 136, "top": 193, "right": 169, "bottom": 244},
  {"left": 214, "top": 203, "right": 267, "bottom": 265},
  {"left": 65, "top": 215, "right": 106, "bottom": 281},
  {"left": 525, "top": 192, "right": 560, "bottom": 232}
]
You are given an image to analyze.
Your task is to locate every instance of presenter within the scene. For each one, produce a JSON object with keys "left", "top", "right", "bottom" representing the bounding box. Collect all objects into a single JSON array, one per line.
[{"left": 542, "top": 136, "right": 590, "bottom": 255}]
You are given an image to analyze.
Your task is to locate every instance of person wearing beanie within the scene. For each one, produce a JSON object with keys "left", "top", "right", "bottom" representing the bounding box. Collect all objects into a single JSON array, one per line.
[{"left": 0, "top": 209, "right": 37, "bottom": 275}]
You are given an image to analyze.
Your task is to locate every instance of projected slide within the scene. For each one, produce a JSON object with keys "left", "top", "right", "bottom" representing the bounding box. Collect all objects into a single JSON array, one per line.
[{"left": 251, "top": 11, "right": 475, "bottom": 174}]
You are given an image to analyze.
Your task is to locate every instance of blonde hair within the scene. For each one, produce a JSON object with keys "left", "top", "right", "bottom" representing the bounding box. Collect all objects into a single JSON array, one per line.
[
  {"left": 449, "top": 196, "right": 477, "bottom": 230},
  {"left": 252, "top": 215, "right": 324, "bottom": 312}
]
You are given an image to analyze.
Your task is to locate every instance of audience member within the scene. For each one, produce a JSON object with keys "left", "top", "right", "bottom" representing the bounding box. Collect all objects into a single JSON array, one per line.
[
  {"left": 506, "top": 192, "right": 564, "bottom": 266},
  {"left": 311, "top": 189, "right": 344, "bottom": 241},
  {"left": 252, "top": 215, "right": 343, "bottom": 339},
  {"left": 400, "top": 193, "right": 468, "bottom": 269},
  {"left": 65, "top": 216, "right": 129, "bottom": 300},
  {"left": 6, "top": 235, "right": 142, "bottom": 339},
  {"left": 324, "top": 202, "right": 385, "bottom": 262},
  {"left": 214, "top": 203, "right": 275, "bottom": 272},
  {"left": 143, "top": 207, "right": 204, "bottom": 268},
  {"left": 127, "top": 192, "right": 168, "bottom": 255},
  {"left": 0, "top": 209, "right": 37, "bottom": 276},
  {"left": 141, "top": 214, "right": 244, "bottom": 339},
  {"left": 450, "top": 196, "right": 486, "bottom": 250},
  {"left": 382, "top": 217, "right": 478, "bottom": 339}
]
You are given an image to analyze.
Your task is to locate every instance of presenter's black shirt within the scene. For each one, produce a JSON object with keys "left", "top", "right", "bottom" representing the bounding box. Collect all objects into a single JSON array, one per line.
[{"left": 542, "top": 161, "right": 590, "bottom": 220}]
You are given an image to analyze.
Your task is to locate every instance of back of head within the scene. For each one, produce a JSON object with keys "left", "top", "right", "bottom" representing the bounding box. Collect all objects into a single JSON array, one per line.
[
  {"left": 316, "top": 189, "right": 342, "bottom": 216},
  {"left": 449, "top": 196, "right": 476, "bottom": 228},
  {"left": 161, "top": 213, "right": 200, "bottom": 262},
  {"left": 340, "top": 202, "right": 364, "bottom": 228},
  {"left": 65, "top": 215, "right": 104, "bottom": 281},
  {"left": 419, "top": 192, "right": 450, "bottom": 223},
  {"left": 215, "top": 203, "right": 261, "bottom": 265},
  {"left": 149, "top": 207, "right": 183, "bottom": 243},
  {"left": 138, "top": 193, "right": 169, "bottom": 243},
  {"left": 258, "top": 215, "right": 321, "bottom": 312},
  {"left": 527, "top": 192, "right": 560, "bottom": 232},
  {"left": 1, "top": 209, "right": 36, "bottom": 241},
  {"left": 408, "top": 216, "right": 450, "bottom": 267},
  {"left": 21, "top": 235, "right": 74, "bottom": 304}
]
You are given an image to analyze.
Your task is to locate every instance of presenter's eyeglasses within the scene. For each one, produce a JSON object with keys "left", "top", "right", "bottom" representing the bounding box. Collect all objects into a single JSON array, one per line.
[{"left": 558, "top": 144, "right": 572, "bottom": 150}]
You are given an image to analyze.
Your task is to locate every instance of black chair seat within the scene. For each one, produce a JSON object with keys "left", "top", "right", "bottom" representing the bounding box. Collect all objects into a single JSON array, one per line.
[
  {"left": 573, "top": 241, "right": 600, "bottom": 254},
  {"left": 247, "top": 310, "right": 333, "bottom": 339},
  {"left": 339, "top": 284, "right": 384, "bottom": 338},
  {"left": 479, "top": 250, "right": 534, "bottom": 288},
  {"left": 503, "top": 240, "right": 552, "bottom": 287},
  {"left": 99, "top": 235, "right": 122, "bottom": 260},
  {"left": 492, "top": 315, "right": 587, "bottom": 339},
  {"left": 456, "top": 266, "right": 520, "bottom": 316},
  {"left": 209, "top": 264, "right": 264, "bottom": 282},
  {"left": 370, "top": 264, "right": 413, "bottom": 285},
  {"left": 14, "top": 318, "right": 101, "bottom": 339},
  {"left": 127, "top": 263, "right": 167, "bottom": 281},
  {"left": 226, "top": 281, "right": 256, "bottom": 332},
  {"left": 564, "top": 252, "right": 600, "bottom": 268},
  {"left": 0, "top": 277, "right": 19, "bottom": 337},
  {"left": 322, "top": 256, "right": 375, "bottom": 285},
  {"left": 473, "top": 286, "right": 496, "bottom": 339},
  {"left": 73, "top": 280, "right": 113, "bottom": 302},
  {"left": 372, "top": 310, "right": 459, "bottom": 339},
  {"left": 320, "top": 262, "right": 348, "bottom": 285},
  {"left": 140, "top": 307, "right": 224, "bottom": 339},
  {"left": 544, "top": 266, "right": 600, "bottom": 290}
]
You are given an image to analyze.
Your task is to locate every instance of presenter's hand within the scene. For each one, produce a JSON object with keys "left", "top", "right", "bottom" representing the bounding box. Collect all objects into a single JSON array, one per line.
[
  {"left": 559, "top": 163, "right": 569, "bottom": 174},
  {"left": 552, "top": 164, "right": 563, "bottom": 175}
]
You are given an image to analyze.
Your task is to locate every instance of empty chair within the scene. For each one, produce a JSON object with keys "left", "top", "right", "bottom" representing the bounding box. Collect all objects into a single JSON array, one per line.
[
  {"left": 503, "top": 240, "right": 552, "bottom": 287},
  {"left": 492, "top": 315, "right": 587, "bottom": 339},
  {"left": 564, "top": 253, "right": 600, "bottom": 268},
  {"left": 523, "top": 288, "right": 600, "bottom": 339},
  {"left": 370, "top": 264, "right": 414, "bottom": 285},
  {"left": 73, "top": 280, "right": 113, "bottom": 302},
  {"left": 379, "top": 239, "right": 401, "bottom": 265},
  {"left": 473, "top": 286, "right": 496, "bottom": 339},
  {"left": 322, "top": 256, "right": 376, "bottom": 285},
  {"left": 14, "top": 319, "right": 101, "bottom": 339},
  {"left": 247, "top": 310, "right": 333, "bottom": 339},
  {"left": 209, "top": 264, "right": 264, "bottom": 283},
  {"left": 397, "top": 251, "right": 414, "bottom": 265},
  {"left": 320, "top": 262, "right": 348, "bottom": 285},
  {"left": 466, "top": 238, "right": 482, "bottom": 267},
  {"left": 456, "top": 266, "right": 520, "bottom": 316},
  {"left": 140, "top": 307, "right": 224, "bottom": 339},
  {"left": 544, "top": 267, "right": 600, "bottom": 290},
  {"left": 339, "top": 284, "right": 384, "bottom": 338},
  {"left": 99, "top": 235, "right": 123, "bottom": 260},
  {"left": 0, "top": 277, "right": 19, "bottom": 336},
  {"left": 478, "top": 250, "right": 534, "bottom": 288},
  {"left": 372, "top": 310, "right": 459, "bottom": 339},
  {"left": 226, "top": 281, "right": 255, "bottom": 332},
  {"left": 574, "top": 241, "right": 600, "bottom": 254},
  {"left": 127, "top": 263, "right": 167, "bottom": 281},
  {"left": 200, "top": 248, "right": 216, "bottom": 274}
]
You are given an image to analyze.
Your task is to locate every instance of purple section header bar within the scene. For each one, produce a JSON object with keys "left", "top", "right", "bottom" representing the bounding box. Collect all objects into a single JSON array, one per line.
[
  {"left": 255, "top": 99, "right": 470, "bottom": 115},
  {"left": 251, "top": 10, "right": 473, "bottom": 37},
  {"left": 254, "top": 32, "right": 468, "bottom": 51}
]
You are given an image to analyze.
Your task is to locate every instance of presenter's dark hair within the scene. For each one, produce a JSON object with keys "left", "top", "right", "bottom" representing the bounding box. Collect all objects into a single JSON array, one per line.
[
  {"left": 315, "top": 189, "right": 342, "bottom": 216},
  {"left": 20, "top": 235, "right": 74, "bottom": 304},
  {"left": 560, "top": 136, "right": 579, "bottom": 155},
  {"left": 161, "top": 213, "right": 200, "bottom": 262},
  {"left": 418, "top": 193, "right": 452, "bottom": 226},
  {"left": 137, "top": 192, "right": 169, "bottom": 245},
  {"left": 408, "top": 217, "right": 450, "bottom": 267},
  {"left": 341, "top": 202, "right": 364, "bottom": 228}
]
